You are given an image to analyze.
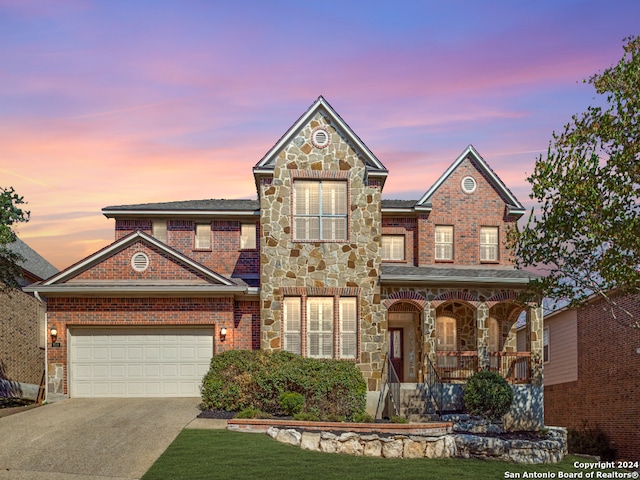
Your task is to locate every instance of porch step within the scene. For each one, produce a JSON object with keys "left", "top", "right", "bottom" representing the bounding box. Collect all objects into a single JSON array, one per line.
[{"left": 399, "top": 384, "right": 440, "bottom": 419}]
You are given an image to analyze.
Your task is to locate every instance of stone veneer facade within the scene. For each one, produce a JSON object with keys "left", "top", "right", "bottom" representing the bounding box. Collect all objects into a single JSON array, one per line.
[{"left": 259, "top": 112, "right": 385, "bottom": 391}]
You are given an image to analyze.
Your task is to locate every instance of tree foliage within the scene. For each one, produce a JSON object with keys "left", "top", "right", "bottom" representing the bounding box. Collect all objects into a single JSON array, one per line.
[
  {"left": 509, "top": 36, "right": 640, "bottom": 327},
  {"left": 0, "top": 186, "right": 30, "bottom": 290}
]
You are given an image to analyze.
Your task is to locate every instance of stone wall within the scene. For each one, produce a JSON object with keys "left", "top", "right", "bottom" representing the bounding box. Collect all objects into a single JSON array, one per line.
[
  {"left": 259, "top": 112, "right": 384, "bottom": 391},
  {"left": 266, "top": 426, "right": 566, "bottom": 463}
]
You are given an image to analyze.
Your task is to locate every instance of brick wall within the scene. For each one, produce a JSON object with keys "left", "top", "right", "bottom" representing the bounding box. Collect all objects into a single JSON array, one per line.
[
  {"left": 114, "top": 219, "right": 260, "bottom": 278},
  {"left": 0, "top": 287, "right": 44, "bottom": 388},
  {"left": 417, "top": 157, "right": 517, "bottom": 267},
  {"left": 544, "top": 294, "right": 640, "bottom": 461}
]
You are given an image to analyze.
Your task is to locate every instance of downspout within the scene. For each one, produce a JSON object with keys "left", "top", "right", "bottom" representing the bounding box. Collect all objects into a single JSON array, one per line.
[{"left": 34, "top": 290, "right": 47, "bottom": 404}]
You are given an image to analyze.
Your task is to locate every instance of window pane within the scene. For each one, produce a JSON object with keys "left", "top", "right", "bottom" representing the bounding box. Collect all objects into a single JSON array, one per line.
[
  {"left": 435, "top": 226, "right": 453, "bottom": 260},
  {"left": 241, "top": 224, "right": 257, "bottom": 249},
  {"left": 321, "top": 181, "right": 347, "bottom": 215},
  {"left": 195, "top": 224, "right": 211, "bottom": 249},
  {"left": 382, "top": 235, "right": 405, "bottom": 261},
  {"left": 283, "top": 298, "right": 301, "bottom": 355},
  {"left": 295, "top": 181, "right": 320, "bottom": 215},
  {"left": 295, "top": 217, "right": 320, "bottom": 240},
  {"left": 321, "top": 217, "right": 346, "bottom": 240},
  {"left": 480, "top": 227, "right": 499, "bottom": 261},
  {"left": 340, "top": 298, "right": 357, "bottom": 359},
  {"left": 307, "top": 298, "right": 333, "bottom": 358},
  {"left": 152, "top": 221, "right": 167, "bottom": 243}
]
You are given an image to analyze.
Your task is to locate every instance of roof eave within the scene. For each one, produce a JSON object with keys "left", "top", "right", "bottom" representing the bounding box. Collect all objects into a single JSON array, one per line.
[
  {"left": 380, "top": 274, "right": 532, "bottom": 286},
  {"left": 102, "top": 209, "right": 259, "bottom": 218}
]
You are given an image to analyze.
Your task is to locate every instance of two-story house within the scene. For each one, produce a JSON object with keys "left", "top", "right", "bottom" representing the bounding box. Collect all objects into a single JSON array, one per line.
[{"left": 27, "top": 97, "right": 543, "bottom": 428}]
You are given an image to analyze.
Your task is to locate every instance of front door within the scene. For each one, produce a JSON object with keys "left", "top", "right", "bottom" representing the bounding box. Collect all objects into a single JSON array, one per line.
[{"left": 389, "top": 328, "right": 404, "bottom": 382}]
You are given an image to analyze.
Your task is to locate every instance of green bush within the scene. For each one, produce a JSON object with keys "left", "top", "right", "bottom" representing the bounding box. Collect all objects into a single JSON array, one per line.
[
  {"left": 236, "top": 407, "right": 272, "bottom": 419},
  {"left": 568, "top": 421, "right": 616, "bottom": 461},
  {"left": 201, "top": 350, "right": 367, "bottom": 421},
  {"left": 463, "top": 370, "right": 514, "bottom": 421},
  {"left": 278, "top": 391, "right": 305, "bottom": 416}
]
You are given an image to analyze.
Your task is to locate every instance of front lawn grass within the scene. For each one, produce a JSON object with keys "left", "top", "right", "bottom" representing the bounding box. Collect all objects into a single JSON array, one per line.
[{"left": 142, "top": 429, "right": 618, "bottom": 480}]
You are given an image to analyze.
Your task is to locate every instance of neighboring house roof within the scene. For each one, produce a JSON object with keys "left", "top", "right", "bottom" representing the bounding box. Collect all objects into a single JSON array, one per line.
[
  {"left": 416, "top": 145, "right": 526, "bottom": 216},
  {"left": 6, "top": 237, "right": 59, "bottom": 281},
  {"left": 381, "top": 264, "right": 536, "bottom": 286},
  {"left": 24, "top": 231, "right": 246, "bottom": 296},
  {"left": 103, "top": 199, "right": 259, "bottom": 218},
  {"left": 253, "top": 96, "right": 388, "bottom": 177}
]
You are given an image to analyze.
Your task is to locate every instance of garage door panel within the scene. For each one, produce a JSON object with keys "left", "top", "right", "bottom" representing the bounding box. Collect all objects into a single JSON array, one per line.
[{"left": 70, "top": 328, "right": 213, "bottom": 398}]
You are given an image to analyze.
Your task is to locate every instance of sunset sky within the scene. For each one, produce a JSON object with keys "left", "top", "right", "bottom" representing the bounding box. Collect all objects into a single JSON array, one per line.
[{"left": 1, "top": 0, "right": 638, "bottom": 271}]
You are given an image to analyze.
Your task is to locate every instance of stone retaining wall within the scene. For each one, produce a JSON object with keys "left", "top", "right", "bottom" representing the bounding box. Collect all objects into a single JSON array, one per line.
[{"left": 265, "top": 426, "right": 567, "bottom": 464}]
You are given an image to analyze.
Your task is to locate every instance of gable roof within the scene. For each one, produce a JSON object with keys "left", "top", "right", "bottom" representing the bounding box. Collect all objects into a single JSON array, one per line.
[
  {"left": 253, "top": 96, "right": 388, "bottom": 176},
  {"left": 7, "top": 237, "right": 59, "bottom": 281},
  {"left": 25, "top": 231, "right": 246, "bottom": 296},
  {"left": 416, "top": 145, "right": 526, "bottom": 216}
]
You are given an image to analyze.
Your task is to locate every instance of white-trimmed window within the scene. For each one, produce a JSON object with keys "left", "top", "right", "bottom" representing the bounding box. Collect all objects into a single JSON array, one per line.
[
  {"left": 307, "top": 297, "right": 333, "bottom": 358},
  {"left": 480, "top": 226, "right": 499, "bottom": 262},
  {"left": 339, "top": 298, "right": 357, "bottom": 359},
  {"left": 152, "top": 221, "right": 167, "bottom": 243},
  {"left": 283, "top": 298, "right": 301, "bottom": 355},
  {"left": 241, "top": 223, "right": 257, "bottom": 249},
  {"left": 294, "top": 180, "right": 347, "bottom": 241},
  {"left": 543, "top": 327, "right": 549, "bottom": 363},
  {"left": 435, "top": 225, "right": 454, "bottom": 261},
  {"left": 282, "top": 296, "right": 357, "bottom": 359},
  {"left": 382, "top": 235, "right": 405, "bottom": 261},
  {"left": 195, "top": 223, "right": 211, "bottom": 249}
]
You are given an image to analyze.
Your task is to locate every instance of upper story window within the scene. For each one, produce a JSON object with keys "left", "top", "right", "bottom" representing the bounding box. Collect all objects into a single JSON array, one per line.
[
  {"left": 435, "top": 225, "right": 454, "bottom": 261},
  {"left": 293, "top": 180, "right": 347, "bottom": 241},
  {"left": 241, "top": 223, "right": 257, "bottom": 249},
  {"left": 480, "top": 226, "right": 499, "bottom": 262},
  {"left": 152, "top": 221, "right": 167, "bottom": 243},
  {"left": 195, "top": 223, "right": 211, "bottom": 250},
  {"left": 543, "top": 327, "right": 550, "bottom": 363},
  {"left": 382, "top": 235, "right": 405, "bottom": 261}
]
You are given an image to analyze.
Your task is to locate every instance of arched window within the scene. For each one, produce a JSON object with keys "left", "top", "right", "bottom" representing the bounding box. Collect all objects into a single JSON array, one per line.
[{"left": 436, "top": 316, "right": 457, "bottom": 368}]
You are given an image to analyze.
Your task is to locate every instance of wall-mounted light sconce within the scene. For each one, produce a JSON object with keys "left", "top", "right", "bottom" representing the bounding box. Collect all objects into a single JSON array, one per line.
[
  {"left": 220, "top": 326, "right": 227, "bottom": 341},
  {"left": 50, "top": 326, "right": 59, "bottom": 347}
]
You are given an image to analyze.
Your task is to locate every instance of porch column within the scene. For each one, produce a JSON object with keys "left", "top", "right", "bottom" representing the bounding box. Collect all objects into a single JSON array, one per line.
[
  {"left": 476, "top": 302, "right": 490, "bottom": 371},
  {"left": 528, "top": 303, "right": 544, "bottom": 387},
  {"left": 422, "top": 301, "right": 437, "bottom": 369}
]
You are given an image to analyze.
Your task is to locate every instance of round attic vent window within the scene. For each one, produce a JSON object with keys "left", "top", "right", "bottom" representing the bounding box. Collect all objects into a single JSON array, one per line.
[
  {"left": 131, "top": 252, "right": 149, "bottom": 272},
  {"left": 461, "top": 176, "right": 477, "bottom": 194},
  {"left": 311, "top": 128, "right": 330, "bottom": 148}
]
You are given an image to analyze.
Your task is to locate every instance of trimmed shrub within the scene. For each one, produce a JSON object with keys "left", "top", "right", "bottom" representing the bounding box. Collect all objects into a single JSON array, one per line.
[
  {"left": 464, "top": 370, "right": 514, "bottom": 421},
  {"left": 278, "top": 391, "right": 305, "bottom": 416},
  {"left": 201, "top": 350, "right": 367, "bottom": 421},
  {"left": 236, "top": 407, "right": 272, "bottom": 419}
]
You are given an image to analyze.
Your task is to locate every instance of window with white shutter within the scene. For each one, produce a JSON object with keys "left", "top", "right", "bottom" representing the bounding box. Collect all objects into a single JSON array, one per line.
[
  {"left": 307, "top": 297, "right": 333, "bottom": 358},
  {"left": 283, "top": 298, "right": 301, "bottom": 355},
  {"left": 294, "top": 180, "right": 347, "bottom": 241},
  {"left": 241, "top": 223, "right": 257, "bottom": 249},
  {"left": 435, "top": 225, "right": 454, "bottom": 261},
  {"left": 339, "top": 298, "right": 357, "bottom": 359},
  {"left": 195, "top": 223, "right": 211, "bottom": 249},
  {"left": 480, "top": 226, "right": 499, "bottom": 261},
  {"left": 152, "top": 221, "right": 167, "bottom": 243},
  {"left": 382, "top": 235, "right": 405, "bottom": 261}
]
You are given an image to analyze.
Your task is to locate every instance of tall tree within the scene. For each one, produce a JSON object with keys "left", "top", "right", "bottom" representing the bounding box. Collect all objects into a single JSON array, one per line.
[
  {"left": 0, "top": 187, "right": 30, "bottom": 291},
  {"left": 509, "top": 36, "right": 640, "bottom": 327}
]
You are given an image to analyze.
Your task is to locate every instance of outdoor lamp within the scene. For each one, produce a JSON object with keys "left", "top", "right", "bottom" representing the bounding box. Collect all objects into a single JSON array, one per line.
[
  {"left": 220, "top": 326, "right": 227, "bottom": 341},
  {"left": 50, "top": 327, "right": 58, "bottom": 345}
]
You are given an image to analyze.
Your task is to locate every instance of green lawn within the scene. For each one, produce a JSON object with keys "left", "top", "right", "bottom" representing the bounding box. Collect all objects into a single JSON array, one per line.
[{"left": 141, "top": 429, "right": 621, "bottom": 480}]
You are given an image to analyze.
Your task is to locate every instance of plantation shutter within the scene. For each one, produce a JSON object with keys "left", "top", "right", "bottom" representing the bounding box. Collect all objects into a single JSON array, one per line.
[
  {"left": 152, "top": 221, "right": 167, "bottom": 243},
  {"left": 283, "top": 298, "right": 301, "bottom": 355},
  {"left": 195, "top": 223, "right": 211, "bottom": 249},
  {"left": 240, "top": 223, "right": 257, "bottom": 249},
  {"left": 435, "top": 226, "right": 453, "bottom": 260},
  {"left": 339, "top": 298, "right": 357, "bottom": 359},
  {"left": 307, "top": 297, "right": 333, "bottom": 358},
  {"left": 480, "top": 227, "right": 498, "bottom": 261}
]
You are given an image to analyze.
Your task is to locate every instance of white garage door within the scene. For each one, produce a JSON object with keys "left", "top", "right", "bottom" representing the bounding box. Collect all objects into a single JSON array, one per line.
[{"left": 70, "top": 327, "right": 214, "bottom": 397}]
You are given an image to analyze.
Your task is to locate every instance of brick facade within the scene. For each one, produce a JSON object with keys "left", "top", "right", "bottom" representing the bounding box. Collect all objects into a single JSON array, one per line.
[
  {"left": 0, "top": 287, "right": 45, "bottom": 391},
  {"left": 544, "top": 294, "right": 640, "bottom": 461}
]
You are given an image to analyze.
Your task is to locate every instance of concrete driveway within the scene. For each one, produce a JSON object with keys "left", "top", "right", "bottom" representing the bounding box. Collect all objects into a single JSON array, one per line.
[{"left": 0, "top": 397, "right": 201, "bottom": 480}]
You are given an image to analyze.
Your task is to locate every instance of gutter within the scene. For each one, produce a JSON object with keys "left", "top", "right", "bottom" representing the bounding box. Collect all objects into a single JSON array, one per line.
[{"left": 380, "top": 275, "right": 532, "bottom": 286}]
